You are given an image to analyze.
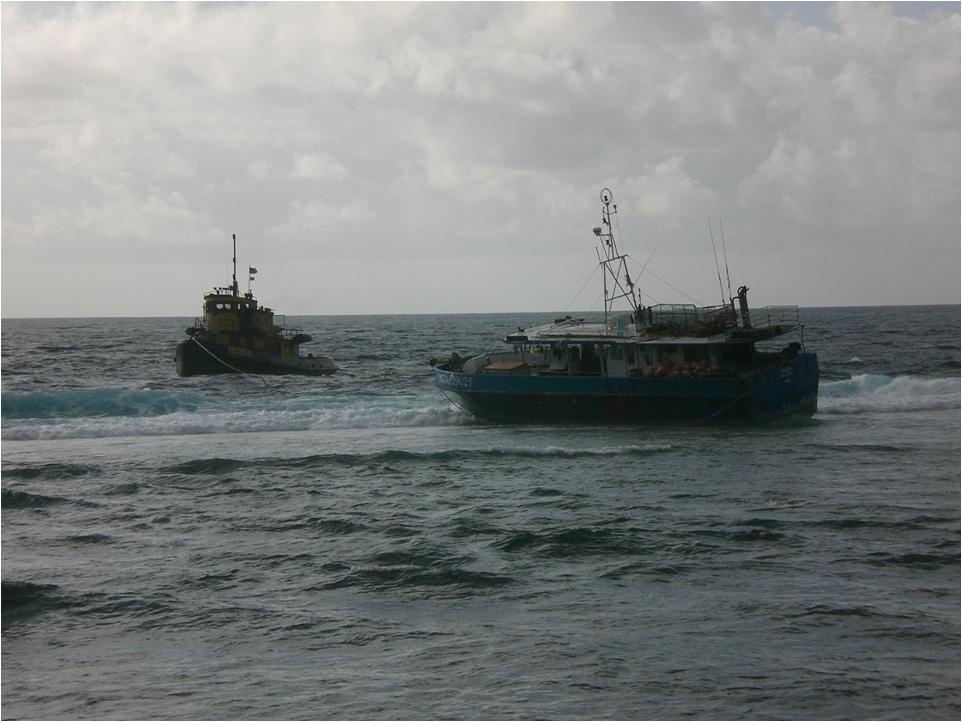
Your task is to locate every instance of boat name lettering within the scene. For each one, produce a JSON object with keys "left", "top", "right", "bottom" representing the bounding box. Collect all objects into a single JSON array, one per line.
[
  {"left": 228, "top": 346, "right": 252, "bottom": 358},
  {"left": 439, "top": 371, "right": 473, "bottom": 388}
]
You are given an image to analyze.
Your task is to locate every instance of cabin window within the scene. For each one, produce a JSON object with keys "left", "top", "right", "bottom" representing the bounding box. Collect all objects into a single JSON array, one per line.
[
  {"left": 610, "top": 346, "right": 624, "bottom": 361},
  {"left": 656, "top": 346, "right": 678, "bottom": 361},
  {"left": 683, "top": 345, "right": 708, "bottom": 363},
  {"left": 626, "top": 348, "right": 636, "bottom": 365},
  {"left": 721, "top": 344, "right": 753, "bottom": 364}
]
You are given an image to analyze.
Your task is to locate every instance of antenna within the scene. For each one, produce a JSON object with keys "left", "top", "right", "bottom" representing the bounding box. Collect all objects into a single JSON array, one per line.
[
  {"left": 707, "top": 218, "right": 725, "bottom": 305},
  {"left": 719, "top": 219, "right": 733, "bottom": 301},
  {"left": 232, "top": 233, "right": 238, "bottom": 297},
  {"left": 594, "top": 188, "right": 642, "bottom": 325}
]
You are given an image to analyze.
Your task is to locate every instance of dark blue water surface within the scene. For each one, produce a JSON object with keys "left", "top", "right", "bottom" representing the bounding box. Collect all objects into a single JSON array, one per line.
[{"left": 2, "top": 306, "right": 959, "bottom": 720}]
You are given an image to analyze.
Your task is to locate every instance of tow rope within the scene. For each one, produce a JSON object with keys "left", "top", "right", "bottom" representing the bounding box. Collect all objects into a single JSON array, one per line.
[{"left": 190, "top": 336, "right": 269, "bottom": 386}]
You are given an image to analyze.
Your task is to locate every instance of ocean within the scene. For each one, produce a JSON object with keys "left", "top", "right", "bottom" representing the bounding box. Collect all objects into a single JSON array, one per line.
[{"left": 2, "top": 306, "right": 959, "bottom": 720}]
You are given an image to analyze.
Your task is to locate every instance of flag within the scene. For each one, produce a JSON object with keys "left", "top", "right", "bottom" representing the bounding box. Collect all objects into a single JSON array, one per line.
[{"left": 249, "top": 267, "right": 258, "bottom": 275}]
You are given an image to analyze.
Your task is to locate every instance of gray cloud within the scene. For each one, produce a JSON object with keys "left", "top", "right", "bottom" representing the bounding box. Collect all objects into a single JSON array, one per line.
[{"left": 2, "top": 1, "right": 958, "bottom": 317}]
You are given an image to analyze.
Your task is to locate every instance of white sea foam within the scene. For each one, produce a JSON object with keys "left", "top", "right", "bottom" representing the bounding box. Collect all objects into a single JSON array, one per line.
[
  {"left": 1, "top": 400, "right": 468, "bottom": 441},
  {"left": 818, "top": 374, "right": 961, "bottom": 415},
  {"left": 5, "top": 374, "right": 958, "bottom": 440},
  {"left": 538, "top": 444, "right": 673, "bottom": 457}
]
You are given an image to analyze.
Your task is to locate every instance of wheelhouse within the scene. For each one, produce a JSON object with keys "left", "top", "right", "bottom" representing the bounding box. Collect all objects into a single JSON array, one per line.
[{"left": 202, "top": 290, "right": 278, "bottom": 336}]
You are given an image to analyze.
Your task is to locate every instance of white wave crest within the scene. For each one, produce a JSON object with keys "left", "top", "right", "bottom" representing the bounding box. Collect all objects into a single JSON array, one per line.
[
  {"left": 538, "top": 444, "right": 673, "bottom": 457},
  {"left": 818, "top": 374, "right": 961, "bottom": 415},
  {"left": 1, "top": 400, "right": 468, "bottom": 441}
]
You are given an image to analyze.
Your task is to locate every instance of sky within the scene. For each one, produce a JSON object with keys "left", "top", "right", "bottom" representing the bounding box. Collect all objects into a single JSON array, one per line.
[{"left": 1, "top": 1, "right": 959, "bottom": 318}]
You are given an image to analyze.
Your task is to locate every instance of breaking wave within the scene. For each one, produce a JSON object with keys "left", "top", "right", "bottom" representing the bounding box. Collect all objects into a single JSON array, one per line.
[
  {"left": 4, "top": 373, "right": 957, "bottom": 440},
  {"left": 818, "top": 374, "right": 960, "bottom": 415},
  {"left": 1, "top": 394, "right": 468, "bottom": 441},
  {"left": 1, "top": 389, "right": 205, "bottom": 420}
]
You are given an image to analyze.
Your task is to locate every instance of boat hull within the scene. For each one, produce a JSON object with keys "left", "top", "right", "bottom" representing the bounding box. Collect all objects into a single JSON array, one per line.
[
  {"left": 176, "top": 338, "right": 337, "bottom": 377},
  {"left": 434, "top": 352, "right": 818, "bottom": 425}
]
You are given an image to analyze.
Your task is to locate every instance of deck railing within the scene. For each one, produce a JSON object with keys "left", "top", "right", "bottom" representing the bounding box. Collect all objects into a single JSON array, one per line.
[
  {"left": 750, "top": 306, "right": 799, "bottom": 329},
  {"left": 638, "top": 303, "right": 736, "bottom": 335}
]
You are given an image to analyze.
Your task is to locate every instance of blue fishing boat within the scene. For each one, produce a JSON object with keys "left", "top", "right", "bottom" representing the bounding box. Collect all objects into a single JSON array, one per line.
[{"left": 432, "top": 189, "right": 818, "bottom": 424}]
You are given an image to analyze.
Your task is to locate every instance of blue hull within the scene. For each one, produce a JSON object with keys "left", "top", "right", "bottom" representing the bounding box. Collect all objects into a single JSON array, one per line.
[{"left": 434, "top": 353, "right": 818, "bottom": 425}]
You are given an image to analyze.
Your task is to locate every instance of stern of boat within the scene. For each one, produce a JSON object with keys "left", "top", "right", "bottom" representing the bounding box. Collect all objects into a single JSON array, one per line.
[{"left": 748, "top": 351, "right": 820, "bottom": 422}]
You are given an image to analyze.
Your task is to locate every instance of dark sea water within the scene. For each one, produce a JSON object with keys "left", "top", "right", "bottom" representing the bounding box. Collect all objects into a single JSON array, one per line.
[{"left": 2, "top": 306, "right": 959, "bottom": 720}]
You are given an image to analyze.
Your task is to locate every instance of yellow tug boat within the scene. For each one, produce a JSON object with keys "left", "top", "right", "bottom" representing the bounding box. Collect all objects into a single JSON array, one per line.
[{"left": 175, "top": 234, "right": 337, "bottom": 377}]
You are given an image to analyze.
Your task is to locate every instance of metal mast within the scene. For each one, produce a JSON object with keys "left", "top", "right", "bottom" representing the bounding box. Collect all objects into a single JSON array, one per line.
[
  {"left": 232, "top": 233, "right": 239, "bottom": 297},
  {"left": 593, "top": 188, "right": 642, "bottom": 326}
]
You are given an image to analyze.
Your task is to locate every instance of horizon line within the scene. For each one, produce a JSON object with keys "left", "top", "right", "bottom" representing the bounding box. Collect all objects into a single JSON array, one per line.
[{"left": 2, "top": 301, "right": 960, "bottom": 321}]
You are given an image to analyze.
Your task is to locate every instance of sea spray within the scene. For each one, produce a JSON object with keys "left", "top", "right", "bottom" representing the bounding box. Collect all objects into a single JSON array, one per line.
[{"left": 818, "top": 374, "right": 961, "bottom": 414}]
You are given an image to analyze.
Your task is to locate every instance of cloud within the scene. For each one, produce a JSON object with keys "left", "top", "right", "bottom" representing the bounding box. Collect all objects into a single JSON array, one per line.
[
  {"left": 1, "top": 1, "right": 958, "bottom": 316},
  {"left": 291, "top": 153, "right": 349, "bottom": 181},
  {"left": 618, "top": 158, "right": 720, "bottom": 222},
  {"left": 269, "top": 199, "right": 373, "bottom": 239}
]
